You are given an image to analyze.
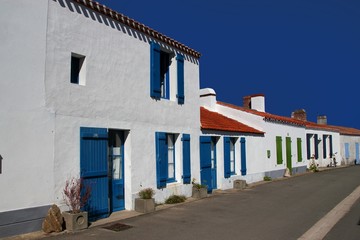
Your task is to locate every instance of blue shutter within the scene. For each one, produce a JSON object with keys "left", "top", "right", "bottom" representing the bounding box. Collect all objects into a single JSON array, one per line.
[
  {"left": 240, "top": 137, "right": 247, "bottom": 176},
  {"left": 223, "top": 137, "right": 231, "bottom": 178},
  {"left": 150, "top": 42, "right": 161, "bottom": 99},
  {"left": 323, "top": 135, "right": 327, "bottom": 158},
  {"left": 314, "top": 134, "right": 319, "bottom": 159},
  {"left": 345, "top": 143, "right": 350, "bottom": 158},
  {"left": 156, "top": 132, "right": 168, "bottom": 189},
  {"left": 176, "top": 54, "right": 184, "bottom": 104},
  {"left": 306, "top": 134, "right": 311, "bottom": 159},
  {"left": 182, "top": 134, "right": 191, "bottom": 184},
  {"left": 329, "top": 135, "right": 333, "bottom": 157}
]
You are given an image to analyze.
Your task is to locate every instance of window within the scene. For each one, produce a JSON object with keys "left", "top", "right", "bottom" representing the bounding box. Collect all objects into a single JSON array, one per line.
[
  {"left": 156, "top": 132, "right": 189, "bottom": 188},
  {"left": 70, "top": 53, "right": 86, "bottom": 85},
  {"left": 276, "top": 136, "right": 283, "bottom": 164},
  {"left": 224, "top": 137, "right": 236, "bottom": 178},
  {"left": 167, "top": 134, "right": 175, "bottom": 181},
  {"left": 230, "top": 138, "right": 236, "bottom": 174},
  {"left": 150, "top": 42, "right": 184, "bottom": 104}
]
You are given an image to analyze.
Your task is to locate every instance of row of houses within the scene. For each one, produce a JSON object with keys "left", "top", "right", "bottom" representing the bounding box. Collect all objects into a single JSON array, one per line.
[{"left": 1, "top": 0, "right": 359, "bottom": 237}]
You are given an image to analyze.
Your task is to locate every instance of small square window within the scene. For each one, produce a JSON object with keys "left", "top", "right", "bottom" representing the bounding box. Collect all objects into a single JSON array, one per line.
[{"left": 71, "top": 53, "right": 86, "bottom": 85}]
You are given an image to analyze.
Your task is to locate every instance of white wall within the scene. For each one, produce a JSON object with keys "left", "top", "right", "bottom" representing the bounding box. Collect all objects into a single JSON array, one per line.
[
  {"left": 45, "top": 0, "right": 201, "bottom": 209},
  {"left": 305, "top": 129, "right": 340, "bottom": 167},
  {"left": 0, "top": 0, "right": 55, "bottom": 212},
  {"left": 339, "top": 135, "right": 360, "bottom": 165}
]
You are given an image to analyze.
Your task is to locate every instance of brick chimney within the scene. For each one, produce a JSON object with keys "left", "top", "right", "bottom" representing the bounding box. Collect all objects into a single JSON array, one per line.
[
  {"left": 243, "top": 96, "right": 251, "bottom": 109},
  {"left": 291, "top": 109, "right": 307, "bottom": 121},
  {"left": 243, "top": 94, "right": 265, "bottom": 112},
  {"left": 317, "top": 115, "right": 327, "bottom": 125}
]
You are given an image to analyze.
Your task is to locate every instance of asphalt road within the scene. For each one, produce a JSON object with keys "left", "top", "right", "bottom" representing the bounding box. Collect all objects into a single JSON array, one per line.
[{"left": 45, "top": 166, "right": 360, "bottom": 240}]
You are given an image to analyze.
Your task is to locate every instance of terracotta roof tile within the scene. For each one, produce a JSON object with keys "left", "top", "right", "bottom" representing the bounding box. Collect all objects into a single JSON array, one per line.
[
  {"left": 200, "top": 107, "right": 264, "bottom": 134},
  {"left": 218, "top": 101, "right": 360, "bottom": 136},
  {"left": 71, "top": 0, "right": 201, "bottom": 58},
  {"left": 218, "top": 101, "right": 305, "bottom": 127}
]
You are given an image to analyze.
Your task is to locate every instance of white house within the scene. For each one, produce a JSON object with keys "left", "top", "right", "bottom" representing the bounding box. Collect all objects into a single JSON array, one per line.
[
  {"left": 199, "top": 89, "right": 265, "bottom": 191},
  {"left": 201, "top": 89, "right": 308, "bottom": 183},
  {"left": 0, "top": 0, "right": 201, "bottom": 237}
]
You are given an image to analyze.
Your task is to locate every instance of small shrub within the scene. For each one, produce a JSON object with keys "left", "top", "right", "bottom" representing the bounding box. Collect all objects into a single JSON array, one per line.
[
  {"left": 263, "top": 176, "right": 272, "bottom": 181},
  {"left": 308, "top": 163, "right": 319, "bottom": 172},
  {"left": 138, "top": 188, "right": 155, "bottom": 199},
  {"left": 63, "top": 177, "right": 91, "bottom": 214},
  {"left": 192, "top": 178, "right": 207, "bottom": 189},
  {"left": 165, "top": 195, "right": 186, "bottom": 204}
]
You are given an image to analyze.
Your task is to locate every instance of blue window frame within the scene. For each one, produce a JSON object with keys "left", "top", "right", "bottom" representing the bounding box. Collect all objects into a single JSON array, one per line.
[
  {"left": 167, "top": 134, "right": 176, "bottom": 182},
  {"left": 224, "top": 137, "right": 236, "bottom": 178},
  {"left": 150, "top": 42, "right": 185, "bottom": 103},
  {"left": 230, "top": 138, "right": 236, "bottom": 175},
  {"left": 156, "top": 132, "right": 180, "bottom": 188}
]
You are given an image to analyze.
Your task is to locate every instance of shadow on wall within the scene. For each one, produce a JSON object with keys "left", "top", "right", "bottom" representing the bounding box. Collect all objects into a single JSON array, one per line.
[{"left": 56, "top": 0, "right": 199, "bottom": 65}]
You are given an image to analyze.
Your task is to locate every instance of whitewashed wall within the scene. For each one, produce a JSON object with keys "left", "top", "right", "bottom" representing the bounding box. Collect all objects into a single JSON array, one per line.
[
  {"left": 0, "top": 0, "right": 55, "bottom": 212},
  {"left": 305, "top": 129, "right": 340, "bottom": 167},
  {"left": 339, "top": 135, "right": 360, "bottom": 165},
  {"left": 45, "top": 0, "right": 200, "bottom": 209}
]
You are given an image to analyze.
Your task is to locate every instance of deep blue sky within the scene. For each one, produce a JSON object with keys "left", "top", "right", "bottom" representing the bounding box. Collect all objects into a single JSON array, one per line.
[{"left": 97, "top": 0, "right": 360, "bottom": 129}]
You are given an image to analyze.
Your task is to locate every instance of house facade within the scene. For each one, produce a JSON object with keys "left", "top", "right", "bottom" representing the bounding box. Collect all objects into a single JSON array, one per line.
[
  {"left": 0, "top": 0, "right": 200, "bottom": 237},
  {"left": 201, "top": 90, "right": 308, "bottom": 182}
]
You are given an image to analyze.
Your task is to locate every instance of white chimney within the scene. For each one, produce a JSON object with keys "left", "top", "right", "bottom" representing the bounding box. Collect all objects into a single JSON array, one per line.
[
  {"left": 243, "top": 94, "right": 265, "bottom": 112},
  {"left": 200, "top": 88, "right": 217, "bottom": 110}
]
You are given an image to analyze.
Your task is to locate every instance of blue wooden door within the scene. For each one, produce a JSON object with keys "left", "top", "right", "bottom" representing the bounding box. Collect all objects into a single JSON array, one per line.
[
  {"left": 200, "top": 136, "right": 216, "bottom": 193},
  {"left": 80, "top": 127, "right": 109, "bottom": 220},
  {"left": 109, "top": 130, "right": 125, "bottom": 212},
  {"left": 210, "top": 138, "right": 217, "bottom": 191}
]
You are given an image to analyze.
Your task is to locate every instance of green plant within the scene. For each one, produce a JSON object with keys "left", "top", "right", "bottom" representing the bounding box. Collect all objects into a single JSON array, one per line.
[
  {"left": 191, "top": 178, "right": 207, "bottom": 189},
  {"left": 308, "top": 163, "right": 319, "bottom": 172},
  {"left": 63, "top": 177, "right": 91, "bottom": 214},
  {"left": 165, "top": 195, "right": 186, "bottom": 204},
  {"left": 263, "top": 176, "right": 272, "bottom": 181},
  {"left": 138, "top": 188, "right": 155, "bottom": 199}
]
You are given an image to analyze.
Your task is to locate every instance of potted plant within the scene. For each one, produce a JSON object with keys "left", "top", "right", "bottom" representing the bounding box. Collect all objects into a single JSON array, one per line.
[
  {"left": 135, "top": 188, "right": 155, "bottom": 213},
  {"left": 191, "top": 178, "right": 207, "bottom": 199},
  {"left": 62, "top": 177, "right": 91, "bottom": 231}
]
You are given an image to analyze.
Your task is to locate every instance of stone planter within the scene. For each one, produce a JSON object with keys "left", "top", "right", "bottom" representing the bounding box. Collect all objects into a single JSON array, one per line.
[
  {"left": 62, "top": 211, "right": 88, "bottom": 231},
  {"left": 192, "top": 187, "right": 208, "bottom": 199},
  {"left": 135, "top": 198, "right": 155, "bottom": 213},
  {"left": 233, "top": 180, "right": 246, "bottom": 190}
]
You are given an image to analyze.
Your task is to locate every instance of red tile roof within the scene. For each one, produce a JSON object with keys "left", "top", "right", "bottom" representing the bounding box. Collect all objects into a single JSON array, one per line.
[
  {"left": 71, "top": 0, "right": 201, "bottom": 58},
  {"left": 218, "top": 101, "right": 305, "bottom": 127},
  {"left": 200, "top": 107, "right": 264, "bottom": 134},
  {"left": 218, "top": 101, "right": 360, "bottom": 136}
]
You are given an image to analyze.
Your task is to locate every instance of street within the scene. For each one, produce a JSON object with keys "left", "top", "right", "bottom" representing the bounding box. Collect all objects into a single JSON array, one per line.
[{"left": 44, "top": 166, "right": 360, "bottom": 239}]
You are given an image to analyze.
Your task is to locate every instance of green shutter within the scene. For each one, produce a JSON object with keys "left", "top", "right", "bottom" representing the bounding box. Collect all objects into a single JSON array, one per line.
[
  {"left": 276, "top": 136, "right": 283, "bottom": 164},
  {"left": 297, "top": 138, "right": 302, "bottom": 162}
]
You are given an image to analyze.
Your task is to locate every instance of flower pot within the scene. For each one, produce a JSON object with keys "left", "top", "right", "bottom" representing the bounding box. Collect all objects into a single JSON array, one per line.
[
  {"left": 62, "top": 211, "right": 88, "bottom": 231},
  {"left": 192, "top": 187, "right": 208, "bottom": 199},
  {"left": 135, "top": 198, "right": 155, "bottom": 213}
]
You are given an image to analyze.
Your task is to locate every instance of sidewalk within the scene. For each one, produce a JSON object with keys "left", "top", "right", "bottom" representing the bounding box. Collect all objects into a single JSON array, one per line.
[{"left": 3, "top": 164, "right": 352, "bottom": 240}]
